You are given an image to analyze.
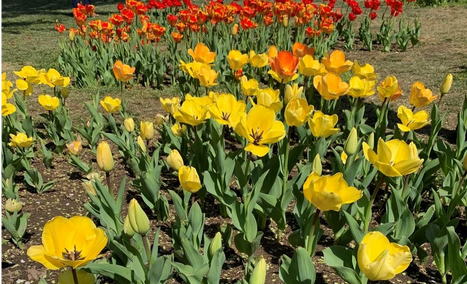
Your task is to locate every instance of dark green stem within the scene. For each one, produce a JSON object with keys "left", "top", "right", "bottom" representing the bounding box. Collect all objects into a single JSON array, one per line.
[
  {"left": 364, "top": 175, "right": 386, "bottom": 233},
  {"left": 72, "top": 268, "right": 80, "bottom": 284},
  {"left": 306, "top": 209, "right": 320, "bottom": 256}
]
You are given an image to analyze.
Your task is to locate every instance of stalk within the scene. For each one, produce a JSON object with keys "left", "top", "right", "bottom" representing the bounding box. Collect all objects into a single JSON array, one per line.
[
  {"left": 364, "top": 175, "right": 386, "bottom": 233},
  {"left": 72, "top": 268, "right": 80, "bottom": 284},
  {"left": 306, "top": 209, "right": 321, "bottom": 256}
]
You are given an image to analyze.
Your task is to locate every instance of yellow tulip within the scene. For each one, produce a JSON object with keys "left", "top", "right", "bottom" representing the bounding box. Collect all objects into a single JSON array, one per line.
[
  {"left": 255, "top": 88, "right": 283, "bottom": 112},
  {"left": 40, "top": 68, "right": 70, "bottom": 87},
  {"left": 284, "top": 84, "right": 303, "bottom": 104},
  {"left": 66, "top": 140, "right": 82, "bottom": 155},
  {"left": 188, "top": 43, "right": 216, "bottom": 64},
  {"left": 378, "top": 76, "right": 402, "bottom": 102},
  {"left": 285, "top": 98, "right": 314, "bottom": 127},
  {"left": 363, "top": 138, "right": 423, "bottom": 177},
  {"left": 250, "top": 257, "right": 267, "bottom": 284},
  {"left": 312, "top": 154, "right": 322, "bottom": 175},
  {"left": 344, "top": 127, "right": 358, "bottom": 155},
  {"left": 397, "top": 105, "right": 430, "bottom": 132},
  {"left": 231, "top": 23, "right": 239, "bottom": 35},
  {"left": 16, "top": 79, "right": 33, "bottom": 96},
  {"left": 358, "top": 231, "right": 412, "bottom": 281},
  {"left": 112, "top": 60, "right": 135, "bottom": 82},
  {"left": 298, "top": 55, "right": 325, "bottom": 77},
  {"left": 9, "top": 133, "right": 34, "bottom": 148},
  {"left": 208, "top": 93, "right": 246, "bottom": 126},
  {"left": 321, "top": 50, "right": 353, "bottom": 74},
  {"left": 160, "top": 97, "right": 180, "bottom": 115},
  {"left": 171, "top": 122, "right": 187, "bottom": 137},
  {"left": 235, "top": 105, "right": 286, "bottom": 157},
  {"left": 155, "top": 114, "right": 167, "bottom": 126},
  {"left": 38, "top": 94, "right": 60, "bottom": 111},
  {"left": 227, "top": 50, "right": 249, "bottom": 71},
  {"left": 167, "top": 149, "right": 184, "bottom": 171},
  {"left": 81, "top": 172, "right": 102, "bottom": 196},
  {"left": 128, "top": 199, "right": 150, "bottom": 236},
  {"left": 124, "top": 117, "right": 135, "bottom": 132},
  {"left": 58, "top": 268, "right": 95, "bottom": 284},
  {"left": 100, "top": 96, "right": 121, "bottom": 114},
  {"left": 348, "top": 76, "right": 375, "bottom": 98},
  {"left": 352, "top": 61, "right": 376, "bottom": 80},
  {"left": 440, "top": 74, "right": 453, "bottom": 95},
  {"left": 140, "top": 121, "right": 155, "bottom": 140},
  {"left": 303, "top": 172, "right": 362, "bottom": 211},
  {"left": 308, "top": 111, "right": 339, "bottom": 138},
  {"left": 313, "top": 73, "right": 349, "bottom": 101},
  {"left": 27, "top": 215, "right": 108, "bottom": 270},
  {"left": 137, "top": 136, "right": 146, "bottom": 152},
  {"left": 240, "top": 76, "right": 259, "bottom": 97},
  {"left": 123, "top": 215, "right": 135, "bottom": 237},
  {"left": 14, "top": 66, "right": 41, "bottom": 84},
  {"left": 409, "top": 81, "right": 438, "bottom": 108},
  {"left": 97, "top": 141, "right": 114, "bottom": 172},
  {"left": 196, "top": 66, "right": 218, "bottom": 88},
  {"left": 268, "top": 45, "right": 278, "bottom": 58},
  {"left": 178, "top": 166, "right": 202, "bottom": 193},
  {"left": 2, "top": 72, "right": 13, "bottom": 91},
  {"left": 173, "top": 99, "right": 208, "bottom": 126},
  {"left": 179, "top": 60, "right": 207, "bottom": 79},
  {"left": 249, "top": 51, "right": 269, "bottom": 68},
  {"left": 2, "top": 93, "right": 16, "bottom": 116},
  {"left": 5, "top": 199, "right": 22, "bottom": 213}
]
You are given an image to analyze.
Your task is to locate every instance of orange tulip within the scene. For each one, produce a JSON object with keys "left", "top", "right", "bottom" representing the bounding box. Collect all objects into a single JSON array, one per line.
[
  {"left": 269, "top": 51, "right": 299, "bottom": 83},
  {"left": 292, "top": 42, "right": 314, "bottom": 58},
  {"left": 409, "top": 82, "right": 439, "bottom": 108},
  {"left": 313, "top": 73, "right": 349, "bottom": 100},
  {"left": 321, "top": 50, "right": 353, "bottom": 74},
  {"left": 188, "top": 43, "right": 216, "bottom": 64},
  {"left": 113, "top": 60, "right": 135, "bottom": 82}
]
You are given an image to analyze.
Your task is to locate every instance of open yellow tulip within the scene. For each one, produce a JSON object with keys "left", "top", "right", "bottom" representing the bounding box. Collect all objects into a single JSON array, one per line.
[
  {"left": 208, "top": 93, "right": 246, "bottom": 126},
  {"left": 409, "top": 81, "right": 438, "bottom": 108},
  {"left": 100, "top": 96, "right": 121, "bottom": 114},
  {"left": 397, "top": 105, "right": 430, "bottom": 132},
  {"left": 308, "top": 111, "right": 339, "bottom": 138},
  {"left": 188, "top": 43, "right": 216, "bottom": 64},
  {"left": 313, "top": 73, "right": 349, "bottom": 101},
  {"left": 9, "top": 133, "right": 34, "bottom": 148},
  {"left": 285, "top": 98, "right": 314, "bottom": 127},
  {"left": 174, "top": 99, "right": 209, "bottom": 126},
  {"left": 227, "top": 50, "right": 249, "bottom": 71},
  {"left": 38, "top": 94, "right": 60, "bottom": 111}
]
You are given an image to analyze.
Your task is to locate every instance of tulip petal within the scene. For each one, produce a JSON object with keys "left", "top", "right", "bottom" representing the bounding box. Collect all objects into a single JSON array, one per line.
[
  {"left": 27, "top": 245, "right": 63, "bottom": 270},
  {"left": 394, "top": 159, "right": 424, "bottom": 176},
  {"left": 245, "top": 143, "right": 270, "bottom": 157},
  {"left": 261, "top": 121, "right": 286, "bottom": 144}
]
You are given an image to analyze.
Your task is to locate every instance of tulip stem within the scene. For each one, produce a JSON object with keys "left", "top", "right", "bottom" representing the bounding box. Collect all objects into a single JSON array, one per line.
[
  {"left": 106, "top": 172, "right": 112, "bottom": 193},
  {"left": 71, "top": 268, "right": 80, "bottom": 284},
  {"left": 402, "top": 174, "right": 410, "bottom": 200},
  {"left": 143, "top": 235, "right": 151, "bottom": 263},
  {"left": 282, "top": 127, "right": 291, "bottom": 198},
  {"left": 306, "top": 209, "right": 320, "bottom": 256},
  {"left": 364, "top": 175, "right": 386, "bottom": 233}
]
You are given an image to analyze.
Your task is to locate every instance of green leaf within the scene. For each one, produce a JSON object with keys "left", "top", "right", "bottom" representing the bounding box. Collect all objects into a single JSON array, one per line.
[
  {"left": 323, "top": 246, "right": 361, "bottom": 284},
  {"left": 343, "top": 211, "right": 364, "bottom": 244}
]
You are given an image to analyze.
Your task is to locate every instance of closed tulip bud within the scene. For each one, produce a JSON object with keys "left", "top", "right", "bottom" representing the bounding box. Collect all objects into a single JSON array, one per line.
[
  {"left": 344, "top": 128, "right": 358, "bottom": 155},
  {"left": 154, "top": 114, "right": 166, "bottom": 126},
  {"left": 282, "top": 15, "right": 289, "bottom": 27},
  {"left": 124, "top": 117, "right": 135, "bottom": 132},
  {"left": 128, "top": 199, "right": 150, "bottom": 236},
  {"left": 140, "top": 121, "right": 154, "bottom": 140},
  {"left": 463, "top": 154, "right": 467, "bottom": 172},
  {"left": 82, "top": 172, "right": 101, "bottom": 196},
  {"left": 209, "top": 232, "right": 223, "bottom": 258},
  {"left": 440, "top": 74, "right": 453, "bottom": 95},
  {"left": 5, "top": 199, "right": 22, "bottom": 213},
  {"left": 367, "top": 132, "right": 374, "bottom": 149},
  {"left": 250, "top": 257, "right": 267, "bottom": 284},
  {"left": 231, "top": 23, "right": 239, "bottom": 35},
  {"left": 123, "top": 215, "right": 135, "bottom": 237},
  {"left": 137, "top": 136, "right": 146, "bottom": 152},
  {"left": 312, "top": 154, "right": 322, "bottom": 175},
  {"left": 96, "top": 141, "right": 114, "bottom": 172},
  {"left": 178, "top": 166, "right": 202, "bottom": 193},
  {"left": 167, "top": 149, "right": 184, "bottom": 171}
]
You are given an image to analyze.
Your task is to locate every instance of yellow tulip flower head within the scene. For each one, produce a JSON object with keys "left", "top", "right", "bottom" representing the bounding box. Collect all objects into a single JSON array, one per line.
[
  {"left": 196, "top": 66, "right": 219, "bottom": 88},
  {"left": 14, "top": 66, "right": 41, "bottom": 84},
  {"left": 255, "top": 88, "right": 283, "bottom": 112},
  {"left": 16, "top": 79, "right": 33, "bottom": 96},
  {"left": 188, "top": 43, "right": 216, "bottom": 64},
  {"left": 227, "top": 50, "right": 249, "bottom": 71},
  {"left": 358, "top": 231, "right": 412, "bottom": 281},
  {"left": 313, "top": 73, "right": 349, "bottom": 101},
  {"left": 174, "top": 99, "right": 209, "bottom": 126},
  {"left": 58, "top": 269, "right": 95, "bottom": 284},
  {"left": 113, "top": 60, "right": 135, "bottom": 82},
  {"left": 303, "top": 172, "right": 363, "bottom": 211},
  {"left": 348, "top": 76, "right": 376, "bottom": 98},
  {"left": 2, "top": 93, "right": 16, "bottom": 116},
  {"left": 308, "top": 111, "right": 339, "bottom": 138},
  {"left": 352, "top": 61, "right": 376, "bottom": 80},
  {"left": 321, "top": 50, "right": 353, "bottom": 74},
  {"left": 378, "top": 76, "right": 402, "bottom": 102},
  {"left": 299, "top": 55, "right": 326, "bottom": 77},
  {"left": 27, "top": 215, "right": 108, "bottom": 270},
  {"left": 5, "top": 199, "right": 22, "bottom": 213},
  {"left": 124, "top": 117, "right": 135, "bottom": 132},
  {"left": 179, "top": 60, "right": 206, "bottom": 79},
  {"left": 128, "top": 199, "right": 150, "bottom": 236},
  {"left": 2, "top": 72, "right": 13, "bottom": 90},
  {"left": 208, "top": 93, "right": 246, "bottom": 126},
  {"left": 96, "top": 141, "right": 114, "bottom": 172},
  {"left": 160, "top": 97, "right": 180, "bottom": 115},
  {"left": 178, "top": 166, "right": 202, "bottom": 193},
  {"left": 397, "top": 105, "right": 430, "bottom": 132},
  {"left": 363, "top": 138, "right": 423, "bottom": 177},
  {"left": 9, "top": 133, "right": 34, "bottom": 148},
  {"left": 440, "top": 74, "right": 453, "bottom": 95},
  {"left": 171, "top": 122, "right": 187, "bottom": 137},
  {"left": 140, "top": 121, "right": 155, "bottom": 140},
  {"left": 240, "top": 76, "right": 259, "bottom": 97},
  {"left": 66, "top": 140, "right": 83, "bottom": 155},
  {"left": 234, "top": 105, "right": 286, "bottom": 157},
  {"left": 409, "top": 81, "right": 438, "bottom": 108},
  {"left": 100, "top": 96, "right": 121, "bottom": 114},
  {"left": 268, "top": 45, "right": 278, "bottom": 58},
  {"left": 38, "top": 94, "right": 60, "bottom": 111},
  {"left": 249, "top": 50, "right": 269, "bottom": 68},
  {"left": 40, "top": 68, "right": 70, "bottom": 87},
  {"left": 285, "top": 98, "right": 314, "bottom": 127},
  {"left": 284, "top": 84, "right": 303, "bottom": 104},
  {"left": 167, "top": 149, "right": 184, "bottom": 171}
]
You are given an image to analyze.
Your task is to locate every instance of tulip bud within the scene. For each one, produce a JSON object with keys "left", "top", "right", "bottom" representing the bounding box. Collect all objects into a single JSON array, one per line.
[
  {"left": 167, "top": 149, "right": 184, "bottom": 171},
  {"left": 231, "top": 23, "right": 239, "bottom": 35},
  {"left": 128, "top": 199, "right": 150, "bottom": 236},
  {"left": 367, "top": 132, "right": 374, "bottom": 150},
  {"left": 124, "top": 117, "right": 135, "bottom": 132},
  {"left": 312, "top": 154, "right": 322, "bottom": 176},
  {"left": 282, "top": 15, "right": 289, "bottom": 27},
  {"left": 250, "top": 257, "right": 267, "bottom": 284},
  {"left": 5, "top": 199, "right": 22, "bottom": 213},
  {"left": 137, "top": 136, "right": 146, "bottom": 152},
  {"left": 61, "top": 87, "right": 69, "bottom": 98},
  {"left": 140, "top": 121, "right": 155, "bottom": 140},
  {"left": 154, "top": 114, "right": 166, "bottom": 127},
  {"left": 440, "top": 74, "right": 453, "bottom": 95},
  {"left": 463, "top": 153, "right": 467, "bottom": 172},
  {"left": 97, "top": 141, "right": 114, "bottom": 172},
  {"left": 178, "top": 166, "right": 202, "bottom": 193},
  {"left": 69, "top": 30, "right": 76, "bottom": 41},
  {"left": 82, "top": 172, "right": 101, "bottom": 196},
  {"left": 344, "top": 128, "right": 358, "bottom": 156},
  {"left": 123, "top": 215, "right": 135, "bottom": 237},
  {"left": 209, "top": 232, "right": 223, "bottom": 258}
]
